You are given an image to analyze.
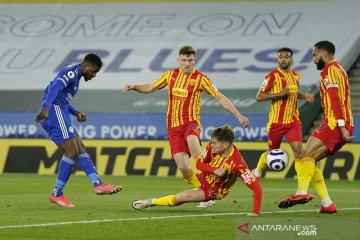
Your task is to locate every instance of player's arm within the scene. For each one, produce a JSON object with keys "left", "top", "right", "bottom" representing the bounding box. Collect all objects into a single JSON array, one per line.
[
  {"left": 297, "top": 88, "right": 314, "bottom": 103},
  {"left": 196, "top": 146, "right": 217, "bottom": 173},
  {"left": 196, "top": 159, "right": 227, "bottom": 176},
  {"left": 68, "top": 104, "right": 79, "bottom": 116},
  {"left": 256, "top": 86, "right": 289, "bottom": 101},
  {"left": 123, "top": 83, "right": 155, "bottom": 94},
  {"left": 67, "top": 105, "right": 87, "bottom": 122},
  {"left": 196, "top": 149, "right": 226, "bottom": 176},
  {"left": 196, "top": 160, "right": 217, "bottom": 173},
  {"left": 325, "top": 79, "right": 353, "bottom": 142},
  {"left": 196, "top": 145, "right": 226, "bottom": 175},
  {"left": 34, "top": 81, "right": 64, "bottom": 123},
  {"left": 237, "top": 168, "right": 262, "bottom": 215},
  {"left": 124, "top": 72, "right": 169, "bottom": 94},
  {"left": 43, "top": 81, "right": 64, "bottom": 108},
  {"left": 213, "top": 94, "right": 249, "bottom": 128},
  {"left": 256, "top": 74, "right": 288, "bottom": 102}
]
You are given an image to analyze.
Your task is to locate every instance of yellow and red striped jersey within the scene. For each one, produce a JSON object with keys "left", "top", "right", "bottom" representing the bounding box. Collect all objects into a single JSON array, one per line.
[
  {"left": 197, "top": 144, "right": 256, "bottom": 199},
  {"left": 260, "top": 68, "right": 300, "bottom": 124},
  {"left": 152, "top": 68, "right": 220, "bottom": 128},
  {"left": 319, "top": 60, "right": 353, "bottom": 129}
]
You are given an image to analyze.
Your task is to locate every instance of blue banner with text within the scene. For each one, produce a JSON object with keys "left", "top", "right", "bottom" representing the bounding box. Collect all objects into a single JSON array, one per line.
[{"left": 0, "top": 112, "right": 358, "bottom": 142}]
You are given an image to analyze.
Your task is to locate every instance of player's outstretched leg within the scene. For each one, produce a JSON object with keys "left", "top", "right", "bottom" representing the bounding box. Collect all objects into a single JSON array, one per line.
[{"left": 132, "top": 195, "right": 180, "bottom": 210}]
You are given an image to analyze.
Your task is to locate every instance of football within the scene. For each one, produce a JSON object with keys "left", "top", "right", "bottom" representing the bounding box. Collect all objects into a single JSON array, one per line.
[{"left": 266, "top": 149, "right": 289, "bottom": 171}]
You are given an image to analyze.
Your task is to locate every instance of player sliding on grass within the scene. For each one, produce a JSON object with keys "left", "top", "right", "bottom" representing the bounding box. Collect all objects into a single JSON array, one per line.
[
  {"left": 132, "top": 125, "right": 262, "bottom": 216},
  {"left": 123, "top": 45, "right": 249, "bottom": 208},
  {"left": 35, "top": 53, "right": 121, "bottom": 208}
]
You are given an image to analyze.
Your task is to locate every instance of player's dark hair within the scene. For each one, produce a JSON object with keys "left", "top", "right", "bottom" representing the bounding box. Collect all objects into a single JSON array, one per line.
[
  {"left": 278, "top": 47, "right": 293, "bottom": 56},
  {"left": 179, "top": 45, "right": 196, "bottom": 55},
  {"left": 211, "top": 125, "right": 234, "bottom": 144},
  {"left": 84, "top": 53, "right": 103, "bottom": 68},
  {"left": 314, "top": 41, "right": 335, "bottom": 55}
]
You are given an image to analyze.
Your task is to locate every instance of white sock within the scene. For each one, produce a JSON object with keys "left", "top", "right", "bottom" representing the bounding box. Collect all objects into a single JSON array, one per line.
[
  {"left": 252, "top": 169, "right": 262, "bottom": 178},
  {"left": 295, "top": 190, "right": 307, "bottom": 195},
  {"left": 321, "top": 197, "right": 333, "bottom": 207}
]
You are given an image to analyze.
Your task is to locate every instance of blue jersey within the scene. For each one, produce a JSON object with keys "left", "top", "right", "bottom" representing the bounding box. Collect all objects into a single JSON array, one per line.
[
  {"left": 40, "top": 64, "right": 82, "bottom": 110},
  {"left": 39, "top": 64, "right": 82, "bottom": 145}
]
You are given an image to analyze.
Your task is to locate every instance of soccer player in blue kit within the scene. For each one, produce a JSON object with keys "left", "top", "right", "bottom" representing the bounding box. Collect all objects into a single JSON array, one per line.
[{"left": 35, "top": 53, "right": 122, "bottom": 208}]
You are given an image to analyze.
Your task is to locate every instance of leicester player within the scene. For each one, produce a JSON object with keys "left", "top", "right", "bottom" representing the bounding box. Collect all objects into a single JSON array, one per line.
[{"left": 35, "top": 53, "right": 122, "bottom": 208}]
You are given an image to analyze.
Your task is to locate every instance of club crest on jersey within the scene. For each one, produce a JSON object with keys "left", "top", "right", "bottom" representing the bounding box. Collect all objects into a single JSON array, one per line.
[
  {"left": 66, "top": 93, "right": 74, "bottom": 102},
  {"left": 189, "top": 79, "right": 196, "bottom": 86}
]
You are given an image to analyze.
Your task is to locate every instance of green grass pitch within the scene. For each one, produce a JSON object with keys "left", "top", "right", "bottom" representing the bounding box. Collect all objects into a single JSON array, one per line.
[{"left": 0, "top": 174, "right": 359, "bottom": 240}]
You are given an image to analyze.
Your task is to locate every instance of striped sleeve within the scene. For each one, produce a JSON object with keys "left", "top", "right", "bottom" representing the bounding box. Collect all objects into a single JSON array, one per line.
[
  {"left": 152, "top": 71, "right": 171, "bottom": 90},
  {"left": 324, "top": 65, "right": 345, "bottom": 121},
  {"left": 261, "top": 73, "right": 275, "bottom": 93},
  {"left": 320, "top": 61, "right": 353, "bottom": 128},
  {"left": 200, "top": 75, "right": 220, "bottom": 97}
]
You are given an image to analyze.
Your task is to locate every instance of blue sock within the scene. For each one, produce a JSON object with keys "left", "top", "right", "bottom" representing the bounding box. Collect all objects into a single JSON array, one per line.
[
  {"left": 53, "top": 156, "right": 74, "bottom": 197},
  {"left": 77, "top": 152, "right": 103, "bottom": 187}
]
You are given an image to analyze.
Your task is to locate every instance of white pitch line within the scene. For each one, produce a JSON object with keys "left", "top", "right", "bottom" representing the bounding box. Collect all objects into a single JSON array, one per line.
[
  {"left": 263, "top": 188, "right": 360, "bottom": 193},
  {"left": 0, "top": 207, "right": 359, "bottom": 230}
]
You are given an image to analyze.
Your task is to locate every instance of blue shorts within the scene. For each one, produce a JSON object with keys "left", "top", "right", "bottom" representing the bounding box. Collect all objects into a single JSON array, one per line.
[{"left": 41, "top": 104, "right": 77, "bottom": 146}]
